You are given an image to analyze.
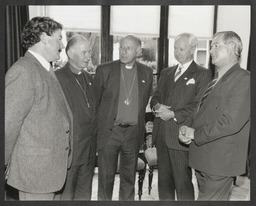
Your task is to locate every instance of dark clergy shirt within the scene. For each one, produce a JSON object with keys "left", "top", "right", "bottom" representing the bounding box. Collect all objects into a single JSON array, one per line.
[
  {"left": 55, "top": 63, "right": 95, "bottom": 165},
  {"left": 115, "top": 63, "right": 138, "bottom": 125}
]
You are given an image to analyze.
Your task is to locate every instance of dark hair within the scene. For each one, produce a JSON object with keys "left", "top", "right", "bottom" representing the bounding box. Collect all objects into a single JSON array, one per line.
[{"left": 21, "top": 16, "right": 63, "bottom": 49}]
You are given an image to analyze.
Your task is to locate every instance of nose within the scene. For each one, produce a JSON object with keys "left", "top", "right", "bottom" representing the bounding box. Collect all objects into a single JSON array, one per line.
[
  {"left": 120, "top": 47, "right": 127, "bottom": 55},
  {"left": 60, "top": 41, "right": 65, "bottom": 50}
]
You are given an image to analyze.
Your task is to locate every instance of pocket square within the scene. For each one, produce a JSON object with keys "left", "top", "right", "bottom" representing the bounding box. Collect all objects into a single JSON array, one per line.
[{"left": 186, "top": 78, "right": 195, "bottom": 85}]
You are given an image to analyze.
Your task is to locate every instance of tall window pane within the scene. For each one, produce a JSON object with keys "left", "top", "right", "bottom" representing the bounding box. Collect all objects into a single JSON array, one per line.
[
  {"left": 168, "top": 6, "right": 214, "bottom": 68},
  {"left": 111, "top": 6, "right": 160, "bottom": 75},
  {"left": 28, "top": 6, "right": 101, "bottom": 72}
]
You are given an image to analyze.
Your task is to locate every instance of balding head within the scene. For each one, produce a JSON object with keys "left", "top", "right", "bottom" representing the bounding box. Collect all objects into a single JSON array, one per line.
[
  {"left": 119, "top": 35, "right": 142, "bottom": 66},
  {"left": 66, "top": 34, "right": 91, "bottom": 71},
  {"left": 120, "top": 35, "right": 142, "bottom": 47},
  {"left": 66, "top": 34, "right": 90, "bottom": 55}
]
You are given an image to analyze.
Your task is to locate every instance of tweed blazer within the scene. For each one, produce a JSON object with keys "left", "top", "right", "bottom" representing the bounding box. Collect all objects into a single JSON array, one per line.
[
  {"left": 5, "top": 51, "right": 73, "bottom": 193},
  {"left": 189, "top": 63, "right": 250, "bottom": 176},
  {"left": 93, "top": 60, "right": 153, "bottom": 151},
  {"left": 151, "top": 61, "right": 212, "bottom": 151}
]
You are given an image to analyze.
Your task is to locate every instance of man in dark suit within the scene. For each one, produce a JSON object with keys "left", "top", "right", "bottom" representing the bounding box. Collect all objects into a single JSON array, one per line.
[
  {"left": 179, "top": 31, "right": 250, "bottom": 200},
  {"left": 5, "top": 17, "right": 73, "bottom": 200},
  {"left": 55, "top": 35, "right": 96, "bottom": 200},
  {"left": 150, "top": 33, "right": 211, "bottom": 200},
  {"left": 93, "top": 35, "right": 153, "bottom": 200}
]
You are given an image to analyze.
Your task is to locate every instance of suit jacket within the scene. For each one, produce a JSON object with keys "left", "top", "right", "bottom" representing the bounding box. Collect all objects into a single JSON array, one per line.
[
  {"left": 151, "top": 61, "right": 211, "bottom": 151},
  {"left": 5, "top": 51, "right": 73, "bottom": 193},
  {"left": 189, "top": 63, "right": 250, "bottom": 176},
  {"left": 55, "top": 63, "right": 96, "bottom": 166},
  {"left": 93, "top": 60, "right": 153, "bottom": 150}
]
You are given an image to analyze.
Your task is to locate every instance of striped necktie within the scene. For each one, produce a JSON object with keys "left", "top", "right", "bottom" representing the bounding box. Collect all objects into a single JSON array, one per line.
[
  {"left": 174, "top": 65, "right": 183, "bottom": 82},
  {"left": 199, "top": 72, "right": 219, "bottom": 107}
]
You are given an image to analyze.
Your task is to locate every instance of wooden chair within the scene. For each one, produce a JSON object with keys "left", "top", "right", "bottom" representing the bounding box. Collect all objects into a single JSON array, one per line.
[{"left": 144, "top": 147, "right": 157, "bottom": 195}]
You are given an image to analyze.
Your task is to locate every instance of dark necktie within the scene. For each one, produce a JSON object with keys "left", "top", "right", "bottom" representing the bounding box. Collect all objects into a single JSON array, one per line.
[
  {"left": 174, "top": 65, "right": 183, "bottom": 82},
  {"left": 199, "top": 72, "right": 219, "bottom": 107}
]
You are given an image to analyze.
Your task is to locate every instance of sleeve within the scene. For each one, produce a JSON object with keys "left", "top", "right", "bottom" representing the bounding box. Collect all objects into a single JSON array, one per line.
[
  {"left": 174, "top": 69, "right": 212, "bottom": 125},
  {"left": 194, "top": 73, "right": 250, "bottom": 145},
  {"left": 150, "top": 69, "right": 166, "bottom": 109},
  {"left": 92, "top": 65, "right": 104, "bottom": 111},
  {"left": 5, "top": 65, "right": 35, "bottom": 165}
]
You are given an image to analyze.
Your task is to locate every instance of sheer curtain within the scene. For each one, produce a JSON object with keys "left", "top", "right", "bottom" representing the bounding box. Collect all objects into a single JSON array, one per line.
[{"left": 5, "top": 5, "right": 29, "bottom": 73}]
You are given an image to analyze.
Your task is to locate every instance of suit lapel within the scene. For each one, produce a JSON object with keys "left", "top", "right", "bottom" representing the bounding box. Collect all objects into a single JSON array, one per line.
[{"left": 173, "top": 61, "right": 197, "bottom": 92}]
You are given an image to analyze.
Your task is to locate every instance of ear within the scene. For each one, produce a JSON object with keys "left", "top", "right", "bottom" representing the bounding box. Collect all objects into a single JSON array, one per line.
[
  {"left": 40, "top": 32, "right": 48, "bottom": 45},
  {"left": 227, "top": 41, "right": 236, "bottom": 54},
  {"left": 67, "top": 49, "right": 73, "bottom": 59},
  {"left": 136, "top": 46, "right": 142, "bottom": 57},
  {"left": 190, "top": 45, "right": 196, "bottom": 55}
]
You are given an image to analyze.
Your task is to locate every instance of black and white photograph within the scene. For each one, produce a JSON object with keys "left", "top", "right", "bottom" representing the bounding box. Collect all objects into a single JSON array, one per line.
[{"left": 1, "top": 0, "right": 255, "bottom": 205}]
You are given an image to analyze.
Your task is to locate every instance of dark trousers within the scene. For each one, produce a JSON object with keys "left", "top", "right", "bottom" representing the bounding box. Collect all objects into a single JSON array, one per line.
[
  {"left": 97, "top": 125, "right": 140, "bottom": 201},
  {"left": 60, "top": 156, "right": 95, "bottom": 200},
  {"left": 195, "top": 170, "right": 234, "bottom": 200},
  {"left": 156, "top": 137, "right": 194, "bottom": 201}
]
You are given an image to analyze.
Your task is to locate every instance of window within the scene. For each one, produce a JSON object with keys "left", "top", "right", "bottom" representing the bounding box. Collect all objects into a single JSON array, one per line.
[
  {"left": 111, "top": 6, "right": 160, "bottom": 74},
  {"left": 29, "top": 5, "right": 101, "bottom": 72},
  {"left": 168, "top": 6, "right": 214, "bottom": 68}
]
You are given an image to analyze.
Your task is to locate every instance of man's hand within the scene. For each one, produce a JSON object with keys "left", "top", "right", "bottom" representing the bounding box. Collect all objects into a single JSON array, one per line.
[
  {"left": 179, "top": 125, "right": 195, "bottom": 144},
  {"left": 154, "top": 104, "right": 174, "bottom": 121}
]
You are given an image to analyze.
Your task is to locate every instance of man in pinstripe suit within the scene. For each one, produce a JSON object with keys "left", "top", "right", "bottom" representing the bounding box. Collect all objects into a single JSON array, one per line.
[{"left": 150, "top": 33, "right": 211, "bottom": 200}]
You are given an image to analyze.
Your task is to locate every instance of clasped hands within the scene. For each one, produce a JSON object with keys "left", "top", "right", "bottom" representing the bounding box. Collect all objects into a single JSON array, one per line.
[
  {"left": 154, "top": 104, "right": 174, "bottom": 121},
  {"left": 178, "top": 126, "right": 195, "bottom": 145}
]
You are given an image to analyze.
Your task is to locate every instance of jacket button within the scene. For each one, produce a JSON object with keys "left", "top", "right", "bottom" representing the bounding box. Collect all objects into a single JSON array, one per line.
[
  {"left": 65, "top": 147, "right": 69, "bottom": 150},
  {"left": 66, "top": 130, "right": 70, "bottom": 134}
]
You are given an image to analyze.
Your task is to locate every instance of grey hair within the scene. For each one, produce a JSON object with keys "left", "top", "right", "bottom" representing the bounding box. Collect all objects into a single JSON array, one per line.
[
  {"left": 213, "top": 31, "right": 243, "bottom": 60},
  {"left": 175, "top": 33, "right": 198, "bottom": 48}
]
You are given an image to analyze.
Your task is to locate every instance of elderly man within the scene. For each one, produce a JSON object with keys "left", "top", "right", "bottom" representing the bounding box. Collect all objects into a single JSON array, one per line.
[
  {"left": 93, "top": 35, "right": 153, "bottom": 200},
  {"left": 150, "top": 33, "right": 211, "bottom": 200},
  {"left": 55, "top": 34, "right": 96, "bottom": 200},
  {"left": 5, "top": 17, "right": 73, "bottom": 200},
  {"left": 179, "top": 31, "right": 250, "bottom": 200}
]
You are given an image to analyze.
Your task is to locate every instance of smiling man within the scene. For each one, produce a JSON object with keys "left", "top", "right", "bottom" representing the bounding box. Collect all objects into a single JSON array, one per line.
[
  {"left": 179, "top": 31, "right": 250, "bottom": 200},
  {"left": 5, "top": 17, "right": 73, "bottom": 200},
  {"left": 55, "top": 34, "right": 96, "bottom": 200},
  {"left": 93, "top": 35, "right": 153, "bottom": 200}
]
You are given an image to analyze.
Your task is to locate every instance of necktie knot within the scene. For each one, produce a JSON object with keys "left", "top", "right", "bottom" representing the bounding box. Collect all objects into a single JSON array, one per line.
[{"left": 174, "top": 65, "right": 183, "bottom": 81}]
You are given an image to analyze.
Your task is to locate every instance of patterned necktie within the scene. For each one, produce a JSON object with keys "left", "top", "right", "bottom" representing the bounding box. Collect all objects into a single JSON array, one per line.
[
  {"left": 199, "top": 71, "right": 219, "bottom": 107},
  {"left": 174, "top": 65, "right": 183, "bottom": 82}
]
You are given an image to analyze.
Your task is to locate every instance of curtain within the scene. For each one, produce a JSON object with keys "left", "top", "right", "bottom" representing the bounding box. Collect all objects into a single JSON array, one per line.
[{"left": 5, "top": 5, "right": 29, "bottom": 73}]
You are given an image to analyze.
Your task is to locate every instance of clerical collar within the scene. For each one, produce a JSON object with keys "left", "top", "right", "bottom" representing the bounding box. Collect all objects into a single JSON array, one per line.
[
  {"left": 121, "top": 63, "right": 135, "bottom": 69},
  {"left": 69, "top": 63, "right": 83, "bottom": 75},
  {"left": 125, "top": 65, "right": 133, "bottom": 69}
]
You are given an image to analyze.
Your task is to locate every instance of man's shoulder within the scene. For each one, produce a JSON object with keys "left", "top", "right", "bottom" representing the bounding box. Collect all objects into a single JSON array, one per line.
[
  {"left": 136, "top": 62, "right": 153, "bottom": 73},
  {"left": 98, "top": 60, "right": 119, "bottom": 68},
  {"left": 161, "top": 66, "right": 175, "bottom": 74},
  {"left": 7, "top": 55, "right": 40, "bottom": 78}
]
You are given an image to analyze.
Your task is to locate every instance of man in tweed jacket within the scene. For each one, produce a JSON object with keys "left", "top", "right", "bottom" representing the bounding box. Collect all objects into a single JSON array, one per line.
[{"left": 5, "top": 17, "right": 73, "bottom": 200}]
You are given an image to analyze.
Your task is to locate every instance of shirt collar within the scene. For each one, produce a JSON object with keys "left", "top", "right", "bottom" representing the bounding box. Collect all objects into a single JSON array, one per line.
[
  {"left": 179, "top": 60, "right": 193, "bottom": 71},
  {"left": 28, "top": 50, "right": 51, "bottom": 71}
]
